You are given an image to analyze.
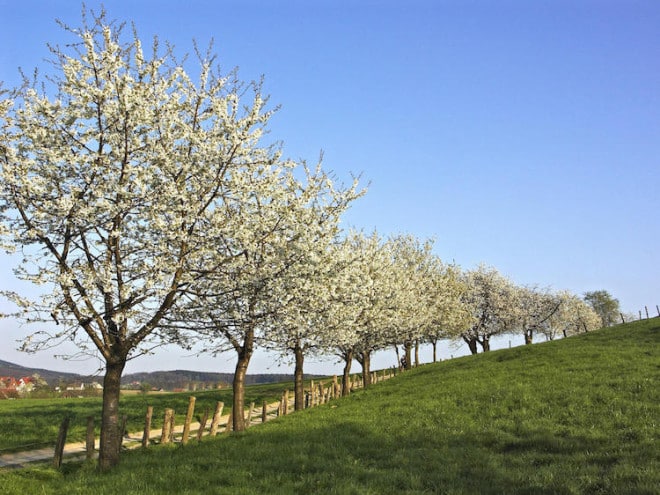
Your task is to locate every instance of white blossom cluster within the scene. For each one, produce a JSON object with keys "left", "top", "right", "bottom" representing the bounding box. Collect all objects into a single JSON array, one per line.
[{"left": 459, "top": 265, "right": 601, "bottom": 354}]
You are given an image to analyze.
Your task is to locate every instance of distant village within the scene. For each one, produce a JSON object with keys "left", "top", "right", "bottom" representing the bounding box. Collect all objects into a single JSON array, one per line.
[
  {"left": 0, "top": 373, "right": 230, "bottom": 399},
  {"left": 0, "top": 374, "right": 103, "bottom": 399}
]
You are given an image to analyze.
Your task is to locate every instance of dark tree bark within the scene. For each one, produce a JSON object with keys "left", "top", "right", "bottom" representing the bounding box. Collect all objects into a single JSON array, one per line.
[
  {"left": 357, "top": 351, "right": 372, "bottom": 388},
  {"left": 98, "top": 357, "right": 127, "bottom": 471},
  {"left": 463, "top": 335, "right": 478, "bottom": 355},
  {"left": 403, "top": 341, "right": 413, "bottom": 370},
  {"left": 232, "top": 354, "right": 250, "bottom": 432},
  {"left": 341, "top": 348, "right": 353, "bottom": 396},
  {"left": 293, "top": 343, "right": 305, "bottom": 411},
  {"left": 414, "top": 340, "right": 420, "bottom": 367},
  {"left": 231, "top": 327, "right": 254, "bottom": 432}
]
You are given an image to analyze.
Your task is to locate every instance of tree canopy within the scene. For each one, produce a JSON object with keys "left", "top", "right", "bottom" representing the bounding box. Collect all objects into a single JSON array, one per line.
[{"left": 584, "top": 290, "right": 621, "bottom": 327}]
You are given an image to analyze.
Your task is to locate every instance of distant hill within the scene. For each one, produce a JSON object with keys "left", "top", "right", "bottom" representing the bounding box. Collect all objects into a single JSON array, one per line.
[
  {"left": 0, "top": 359, "right": 322, "bottom": 391},
  {"left": 0, "top": 359, "right": 87, "bottom": 385},
  {"left": 121, "top": 370, "right": 311, "bottom": 391}
]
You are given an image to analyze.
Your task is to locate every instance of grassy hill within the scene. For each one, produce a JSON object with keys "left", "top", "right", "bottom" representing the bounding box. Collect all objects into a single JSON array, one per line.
[{"left": 1, "top": 319, "right": 658, "bottom": 494}]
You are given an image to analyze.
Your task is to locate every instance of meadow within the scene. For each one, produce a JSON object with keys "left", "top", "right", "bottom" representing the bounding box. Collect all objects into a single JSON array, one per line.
[
  {"left": 0, "top": 381, "right": 294, "bottom": 452},
  {"left": 0, "top": 318, "right": 658, "bottom": 494}
]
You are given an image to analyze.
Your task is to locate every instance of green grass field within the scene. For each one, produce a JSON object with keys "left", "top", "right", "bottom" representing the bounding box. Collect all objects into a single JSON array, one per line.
[
  {"left": 0, "top": 381, "right": 295, "bottom": 452},
  {"left": 1, "top": 319, "right": 658, "bottom": 494}
]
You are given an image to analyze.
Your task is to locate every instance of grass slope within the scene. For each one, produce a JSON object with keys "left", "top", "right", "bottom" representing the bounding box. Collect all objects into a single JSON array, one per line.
[{"left": 1, "top": 319, "right": 658, "bottom": 494}]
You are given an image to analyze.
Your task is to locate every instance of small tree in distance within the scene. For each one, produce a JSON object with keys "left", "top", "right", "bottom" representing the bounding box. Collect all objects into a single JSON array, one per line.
[
  {"left": 460, "top": 265, "right": 520, "bottom": 354},
  {"left": 517, "top": 285, "right": 561, "bottom": 345},
  {"left": 584, "top": 290, "right": 620, "bottom": 327}
]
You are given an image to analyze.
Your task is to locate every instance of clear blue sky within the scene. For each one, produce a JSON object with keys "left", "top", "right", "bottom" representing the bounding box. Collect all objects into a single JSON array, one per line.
[{"left": 1, "top": 0, "right": 658, "bottom": 376}]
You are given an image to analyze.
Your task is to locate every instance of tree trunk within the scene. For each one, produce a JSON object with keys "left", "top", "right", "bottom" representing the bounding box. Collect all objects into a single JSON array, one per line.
[
  {"left": 414, "top": 340, "right": 420, "bottom": 367},
  {"left": 403, "top": 341, "right": 412, "bottom": 370},
  {"left": 232, "top": 355, "right": 249, "bottom": 431},
  {"left": 463, "top": 335, "right": 478, "bottom": 355},
  {"left": 481, "top": 336, "right": 491, "bottom": 352},
  {"left": 524, "top": 330, "right": 533, "bottom": 345},
  {"left": 432, "top": 339, "right": 438, "bottom": 362},
  {"left": 341, "top": 349, "right": 353, "bottom": 396},
  {"left": 293, "top": 343, "right": 305, "bottom": 411},
  {"left": 98, "top": 358, "right": 126, "bottom": 471},
  {"left": 232, "top": 330, "right": 254, "bottom": 432},
  {"left": 358, "top": 351, "right": 372, "bottom": 388}
]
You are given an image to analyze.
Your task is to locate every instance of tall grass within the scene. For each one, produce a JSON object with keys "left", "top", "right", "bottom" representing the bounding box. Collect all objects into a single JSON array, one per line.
[{"left": 1, "top": 319, "right": 658, "bottom": 494}]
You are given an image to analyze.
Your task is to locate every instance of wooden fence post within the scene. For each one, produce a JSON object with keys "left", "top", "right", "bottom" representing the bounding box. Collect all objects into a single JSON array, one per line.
[
  {"left": 167, "top": 410, "right": 175, "bottom": 443},
  {"left": 86, "top": 416, "right": 95, "bottom": 459},
  {"left": 161, "top": 408, "right": 174, "bottom": 444},
  {"left": 209, "top": 401, "right": 224, "bottom": 437},
  {"left": 262, "top": 400, "right": 268, "bottom": 422},
  {"left": 119, "top": 415, "right": 128, "bottom": 452},
  {"left": 197, "top": 407, "right": 209, "bottom": 441},
  {"left": 53, "top": 416, "right": 70, "bottom": 468},
  {"left": 142, "top": 406, "right": 153, "bottom": 448},
  {"left": 182, "top": 396, "right": 196, "bottom": 445},
  {"left": 225, "top": 412, "right": 233, "bottom": 433},
  {"left": 246, "top": 402, "right": 255, "bottom": 428},
  {"left": 645, "top": 306, "right": 649, "bottom": 319},
  {"left": 310, "top": 380, "right": 316, "bottom": 407}
]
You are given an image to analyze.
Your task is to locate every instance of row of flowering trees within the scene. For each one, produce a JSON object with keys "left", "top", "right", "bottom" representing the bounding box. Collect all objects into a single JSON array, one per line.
[
  {"left": 166, "top": 226, "right": 601, "bottom": 423},
  {"left": 459, "top": 265, "right": 601, "bottom": 354},
  {"left": 0, "top": 10, "right": 600, "bottom": 470},
  {"left": 264, "top": 234, "right": 602, "bottom": 398}
]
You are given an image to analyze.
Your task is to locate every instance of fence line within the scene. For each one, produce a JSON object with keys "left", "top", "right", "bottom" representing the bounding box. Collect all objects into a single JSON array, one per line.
[
  {"left": 26, "top": 367, "right": 400, "bottom": 466},
  {"left": 620, "top": 305, "right": 660, "bottom": 324},
  {"left": 149, "top": 368, "right": 397, "bottom": 448}
]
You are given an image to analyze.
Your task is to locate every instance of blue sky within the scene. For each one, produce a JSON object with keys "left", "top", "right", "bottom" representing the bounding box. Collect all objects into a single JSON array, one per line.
[{"left": 1, "top": 1, "right": 658, "bottom": 375}]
